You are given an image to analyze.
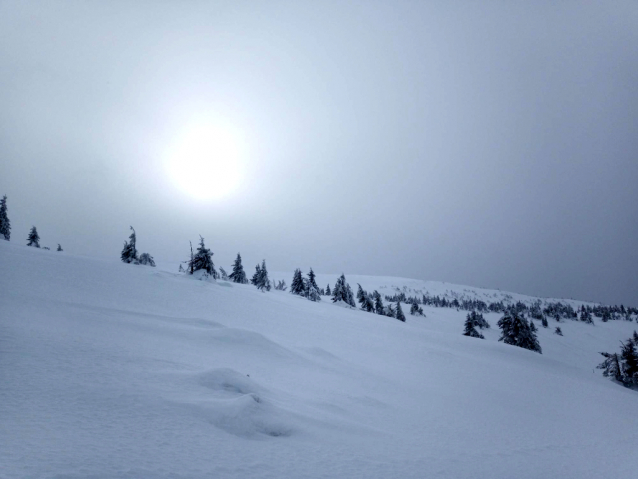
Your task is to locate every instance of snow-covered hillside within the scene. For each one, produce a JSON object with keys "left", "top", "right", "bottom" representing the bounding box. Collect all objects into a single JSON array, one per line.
[{"left": 2, "top": 241, "right": 637, "bottom": 479}]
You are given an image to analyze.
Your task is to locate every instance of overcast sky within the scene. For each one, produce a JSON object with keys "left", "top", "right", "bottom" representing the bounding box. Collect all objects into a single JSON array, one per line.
[{"left": 1, "top": 1, "right": 637, "bottom": 306}]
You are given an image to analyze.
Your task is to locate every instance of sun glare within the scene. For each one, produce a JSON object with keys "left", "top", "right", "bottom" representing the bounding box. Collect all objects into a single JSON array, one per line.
[{"left": 166, "top": 123, "right": 243, "bottom": 200}]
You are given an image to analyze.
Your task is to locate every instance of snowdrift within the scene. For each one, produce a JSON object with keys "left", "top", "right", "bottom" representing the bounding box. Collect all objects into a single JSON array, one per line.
[{"left": 1, "top": 241, "right": 637, "bottom": 479}]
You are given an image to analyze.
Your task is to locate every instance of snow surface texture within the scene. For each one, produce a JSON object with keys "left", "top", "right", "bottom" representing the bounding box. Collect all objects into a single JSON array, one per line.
[{"left": 1, "top": 241, "right": 637, "bottom": 479}]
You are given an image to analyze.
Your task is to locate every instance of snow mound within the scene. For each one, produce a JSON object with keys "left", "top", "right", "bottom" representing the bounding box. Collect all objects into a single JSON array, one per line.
[{"left": 187, "top": 368, "right": 292, "bottom": 438}]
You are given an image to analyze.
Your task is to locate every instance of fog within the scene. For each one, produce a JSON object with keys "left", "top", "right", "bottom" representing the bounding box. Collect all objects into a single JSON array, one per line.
[{"left": 1, "top": 1, "right": 637, "bottom": 305}]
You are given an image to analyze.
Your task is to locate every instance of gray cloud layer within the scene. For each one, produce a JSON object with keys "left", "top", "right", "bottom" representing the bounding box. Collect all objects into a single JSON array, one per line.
[{"left": 1, "top": 1, "right": 637, "bottom": 305}]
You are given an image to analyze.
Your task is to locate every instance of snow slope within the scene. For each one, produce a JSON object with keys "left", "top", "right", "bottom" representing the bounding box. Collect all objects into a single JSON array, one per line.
[{"left": 2, "top": 241, "right": 637, "bottom": 479}]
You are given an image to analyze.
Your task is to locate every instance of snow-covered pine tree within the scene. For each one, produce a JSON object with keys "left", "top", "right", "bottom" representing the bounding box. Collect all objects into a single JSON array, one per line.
[
  {"left": 597, "top": 352, "right": 623, "bottom": 383},
  {"left": 256, "top": 260, "right": 271, "bottom": 291},
  {"left": 27, "top": 226, "right": 40, "bottom": 248},
  {"left": 497, "top": 310, "right": 542, "bottom": 353},
  {"left": 189, "top": 236, "right": 216, "bottom": 277},
  {"left": 290, "top": 269, "right": 305, "bottom": 295},
  {"left": 463, "top": 314, "right": 484, "bottom": 338},
  {"left": 373, "top": 291, "right": 384, "bottom": 315},
  {"left": 541, "top": 315, "right": 548, "bottom": 328},
  {"left": 345, "top": 282, "right": 356, "bottom": 307},
  {"left": 219, "top": 267, "right": 229, "bottom": 281},
  {"left": 410, "top": 302, "right": 419, "bottom": 315},
  {"left": 138, "top": 253, "right": 156, "bottom": 267},
  {"left": 0, "top": 195, "right": 10, "bottom": 240},
  {"left": 619, "top": 338, "right": 638, "bottom": 387},
  {"left": 385, "top": 303, "right": 396, "bottom": 318},
  {"left": 325, "top": 284, "right": 331, "bottom": 296},
  {"left": 555, "top": 326, "right": 563, "bottom": 336},
  {"left": 361, "top": 294, "right": 374, "bottom": 312},
  {"left": 120, "top": 226, "right": 138, "bottom": 263},
  {"left": 56, "top": 244, "right": 63, "bottom": 252},
  {"left": 308, "top": 268, "right": 319, "bottom": 292},
  {"left": 529, "top": 320, "right": 537, "bottom": 333},
  {"left": 229, "top": 253, "right": 248, "bottom": 284},
  {"left": 251, "top": 263, "right": 262, "bottom": 286},
  {"left": 356, "top": 284, "right": 367, "bottom": 307},
  {"left": 396, "top": 301, "right": 406, "bottom": 322}
]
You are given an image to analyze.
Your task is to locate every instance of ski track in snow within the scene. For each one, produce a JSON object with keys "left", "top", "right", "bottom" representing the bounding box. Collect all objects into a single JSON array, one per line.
[{"left": 1, "top": 241, "right": 637, "bottom": 479}]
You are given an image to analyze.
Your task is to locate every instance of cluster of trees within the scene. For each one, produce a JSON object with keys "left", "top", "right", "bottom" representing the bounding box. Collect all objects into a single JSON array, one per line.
[
  {"left": 290, "top": 268, "right": 321, "bottom": 301},
  {"left": 120, "top": 227, "right": 155, "bottom": 266},
  {"left": 384, "top": 288, "right": 636, "bottom": 326},
  {"left": 463, "top": 311, "right": 490, "bottom": 338},
  {"left": 2, "top": 195, "right": 63, "bottom": 250},
  {"left": 598, "top": 331, "right": 638, "bottom": 388},
  {"left": 351, "top": 280, "right": 416, "bottom": 322},
  {"left": 497, "top": 309, "right": 542, "bottom": 354}
]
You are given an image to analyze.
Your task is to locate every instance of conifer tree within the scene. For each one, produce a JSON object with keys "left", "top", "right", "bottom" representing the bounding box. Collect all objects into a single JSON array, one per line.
[
  {"left": 189, "top": 236, "right": 216, "bottom": 277},
  {"left": 139, "top": 252, "right": 156, "bottom": 267},
  {"left": 219, "top": 267, "right": 229, "bottom": 281},
  {"left": 597, "top": 352, "right": 623, "bottom": 383},
  {"left": 410, "top": 302, "right": 419, "bottom": 315},
  {"left": 120, "top": 226, "right": 138, "bottom": 263},
  {"left": 620, "top": 339, "right": 638, "bottom": 387},
  {"left": 290, "top": 269, "right": 305, "bottom": 295},
  {"left": 463, "top": 314, "right": 484, "bottom": 338},
  {"left": 57, "top": 244, "right": 63, "bottom": 252},
  {"left": 356, "top": 284, "right": 367, "bottom": 307},
  {"left": 27, "top": 226, "right": 40, "bottom": 248},
  {"left": 253, "top": 260, "right": 271, "bottom": 291},
  {"left": 555, "top": 326, "right": 563, "bottom": 336},
  {"left": 396, "top": 301, "right": 406, "bottom": 322},
  {"left": 251, "top": 263, "right": 262, "bottom": 286},
  {"left": 229, "top": 253, "right": 248, "bottom": 284},
  {"left": 373, "top": 291, "right": 385, "bottom": 315},
  {"left": 541, "top": 315, "right": 548, "bottom": 328},
  {"left": 0, "top": 195, "right": 10, "bottom": 240},
  {"left": 325, "top": 284, "right": 331, "bottom": 296},
  {"left": 498, "top": 310, "right": 542, "bottom": 353},
  {"left": 308, "top": 268, "right": 319, "bottom": 292}
]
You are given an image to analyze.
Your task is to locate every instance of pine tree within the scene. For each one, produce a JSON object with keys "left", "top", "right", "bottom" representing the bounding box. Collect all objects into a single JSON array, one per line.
[
  {"left": 555, "top": 326, "right": 563, "bottom": 336},
  {"left": 120, "top": 226, "right": 138, "bottom": 263},
  {"left": 254, "top": 260, "right": 271, "bottom": 291},
  {"left": 529, "top": 320, "right": 537, "bottom": 333},
  {"left": 189, "top": 236, "right": 216, "bottom": 277},
  {"left": 290, "top": 269, "right": 305, "bottom": 295},
  {"left": 251, "top": 263, "right": 262, "bottom": 286},
  {"left": 229, "top": 253, "right": 248, "bottom": 284},
  {"left": 463, "top": 314, "right": 484, "bottom": 338},
  {"left": 56, "top": 244, "right": 63, "bottom": 252},
  {"left": 308, "top": 268, "right": 319, "bottom": 292},
  {"left": 27, "top": 226, "right": 40, "bottom": 248},
  {"left": 0, "top": 195, "right": 10, "bottom": 240},
  {"left": 373, "top": 291, "right": 385, "bottom": 315},
  {"left": 541, "top": 315, "right": 548, "bottom": 328},
  {"left": 498, "top": 311, "right": 541, "bottom": 353},
  {"left": 325, "top": 284, "right": 331, "bottom": 296},
  {"left": 410, "top": 302, "right": 419, "bottom": 315},
  {"left": 597, "top": 352, "right": 623, "bottom": 383},
  {"left": 396, "top": 301, "right": 406, "bottom": 322},
  {"left": 219, "top": 267, "right": 229, "bottom": 281},
  {"left": 139, "top": 252, "right": 156, "bottom": 267},
  {"left": 356, "top": 284, "right": 367, "bottom": 307},
  {"left": 620, "top": 339, "right": 638, "bottom": 387}
]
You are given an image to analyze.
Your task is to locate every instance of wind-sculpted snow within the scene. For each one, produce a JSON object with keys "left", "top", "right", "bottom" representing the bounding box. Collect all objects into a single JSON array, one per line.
[{"left": 2, "top": 241, "right": 638, "bottom": 479}]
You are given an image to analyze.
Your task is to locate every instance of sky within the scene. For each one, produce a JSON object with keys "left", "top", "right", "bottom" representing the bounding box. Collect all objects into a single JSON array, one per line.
[{"left": 1, "top": 0, "right": 637, "bottom": 306}]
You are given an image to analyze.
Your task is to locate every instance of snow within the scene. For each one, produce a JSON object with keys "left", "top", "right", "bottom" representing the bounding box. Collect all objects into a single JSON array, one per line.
[{"left": 1, "top": 241, "right": 637, "bottom": 479}]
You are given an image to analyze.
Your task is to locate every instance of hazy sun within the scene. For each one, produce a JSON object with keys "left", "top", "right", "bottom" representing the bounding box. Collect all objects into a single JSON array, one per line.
[{"left": 166, "top": 123, "right": 243, "bottom": 200}]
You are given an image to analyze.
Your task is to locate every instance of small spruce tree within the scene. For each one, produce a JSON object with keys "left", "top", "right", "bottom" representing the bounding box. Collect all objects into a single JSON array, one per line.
[
  {"left": 120, "top": 226, "right": 138, "bottom": 263},
  {"left": 219, "top": 267, "right": 229, "bottom": 281},
  {"left": 229, "top": 253, "right": 248, "bottom": 284},
  {"left": 57, "top": 244, "right": 63, "bottom": 252},
  {"left": 554, "top": 326, "right": 563, "bottom": 336},
  {"left": 0, "top": 195, "right": 10, "bottom": 240},
  {"left": 325, "top": 284, "right": 331, "bottom": 296},
  {"left": 498, "top": 310, "right": 542, "bottom": 353},
  {"left": 290, "top": 269, "right": 305, "bottom": 295},
  {"left": 138, "top": 252, "right": 156, "bottom": 267},
  {"left": 463, "top": 314, "right": 484, "bottom": 338},
  {"left": 189, "top": 236, "right": 216, "bottom": 277},
  {"left": 27, "top": 226, "right": 40, "bottom": 248},
  {"left": 396, "top": 301, "right": 406, "bottom": 322}
]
